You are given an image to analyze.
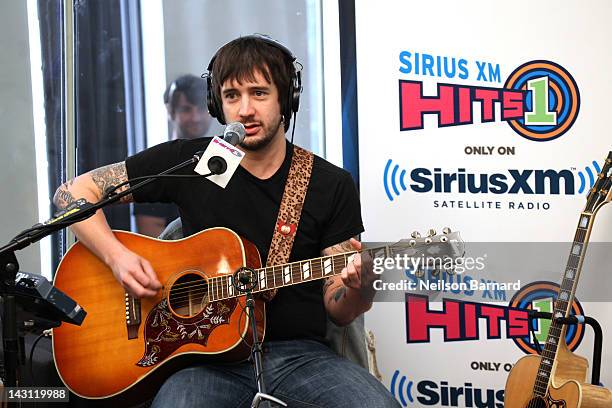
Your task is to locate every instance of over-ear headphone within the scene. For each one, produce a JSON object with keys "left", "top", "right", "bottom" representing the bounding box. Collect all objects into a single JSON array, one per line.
[{"left": 203, "top": 34, "right": 302, "bottom": 132}]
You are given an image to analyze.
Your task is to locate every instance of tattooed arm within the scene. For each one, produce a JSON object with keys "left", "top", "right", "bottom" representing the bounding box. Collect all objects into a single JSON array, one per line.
[
  {"left": 53, "top": 162, "right": 161, "bottom": 298},
  {"left": 322, "top": 238, "right": 376, "bottom": 326}
]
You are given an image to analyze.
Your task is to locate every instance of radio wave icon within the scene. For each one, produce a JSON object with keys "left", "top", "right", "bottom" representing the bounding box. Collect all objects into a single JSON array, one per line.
[
  {"left": 384, "top": 159, "right": 409, "bottom": 201},
  {"left": 577, "top": 160, "right": 601, "bottom": 194},
  {"left": 390, "top": 369, "right": 414, "bottom": 406}
]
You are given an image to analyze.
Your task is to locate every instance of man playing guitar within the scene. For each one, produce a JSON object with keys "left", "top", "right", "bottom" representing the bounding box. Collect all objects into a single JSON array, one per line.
[{"left": 53, "top": 35, "right": 399, "bottom": 408}]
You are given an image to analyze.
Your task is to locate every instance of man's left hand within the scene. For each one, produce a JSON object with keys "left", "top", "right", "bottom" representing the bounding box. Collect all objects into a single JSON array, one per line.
[{"left": 340, "top": 238, "right": 376, "bottom": 300}]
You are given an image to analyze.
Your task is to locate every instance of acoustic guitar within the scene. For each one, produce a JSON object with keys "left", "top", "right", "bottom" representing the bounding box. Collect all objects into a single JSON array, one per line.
[
  {"left": 52, "top": 227, "right": 462, "bottom": 403},
  {"left": 504, "top": 152, "right": 612, "bottom": 408}
]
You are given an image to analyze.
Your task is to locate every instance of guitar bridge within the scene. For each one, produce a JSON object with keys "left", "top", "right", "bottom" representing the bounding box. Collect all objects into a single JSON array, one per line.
[{"left": 125, "top": 293, "right": 141, "bottom": 339}]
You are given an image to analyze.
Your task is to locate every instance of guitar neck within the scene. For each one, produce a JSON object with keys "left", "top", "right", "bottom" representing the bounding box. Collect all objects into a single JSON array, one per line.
[
  {"left": 207, "top": 249, "right": 366, "bottom": 302},
  {"left": 530, "top": 152, "right": 612, "bottom": 398},
  {"left": 203, "top": 232, "right": 463, "bottom": 302},
  {"left": 533, "top": 211, "right": 595, "bottom": 397}
]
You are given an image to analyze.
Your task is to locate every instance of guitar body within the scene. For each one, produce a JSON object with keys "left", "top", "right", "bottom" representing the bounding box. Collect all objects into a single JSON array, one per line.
[
  {"left": 52, "top": 228, "right": 265, "bottom": 403},
  {"left": 505, "top": 339, "right": 612, "bottom": 408}
]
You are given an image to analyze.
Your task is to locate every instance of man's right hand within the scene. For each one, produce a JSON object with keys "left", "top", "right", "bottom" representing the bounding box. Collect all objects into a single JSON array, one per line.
[
  {"left": 53, "top": 161, "right": 162, "bottom": 298},
  {"left": 107, "top": 248, "right": 163, "bottom": 298}
]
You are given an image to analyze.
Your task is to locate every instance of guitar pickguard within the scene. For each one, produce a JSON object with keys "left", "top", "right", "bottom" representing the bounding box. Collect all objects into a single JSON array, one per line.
[
  {"left": 546, "top": 393, "right": 566, "bottom": 408},
  {"left": 136, "top": 298, "right": 237, "bottom": 367},
  {"left": 525, "top": 394, "right": 566, "bottom": 408}
]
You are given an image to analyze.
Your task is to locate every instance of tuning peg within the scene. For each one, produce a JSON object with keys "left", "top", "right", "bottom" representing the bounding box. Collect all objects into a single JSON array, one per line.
[
  {"left": 409, "top": 239, "right": 417, "bottom": 247},
  {"left": 442, "top": 227, "right": 451, "bottom": 235},
  {"left": 425, "top": 237, "right": 432, "bottom": 244},
  {"left": 440, "top": 236, "right": 448, "bottom": 242},
  {"left": 428, "top": 229, "right": 436, "bottom": 237},
  {"left": 411, "top": 231, "right": 421, "bottom": 239}
]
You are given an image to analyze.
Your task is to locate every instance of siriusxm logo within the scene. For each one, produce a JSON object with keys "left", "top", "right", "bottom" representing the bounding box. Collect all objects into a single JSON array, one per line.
[
  {"left": 384, "top": 159, "right": 600, "bottom": 201},
  {"left": 577, "top": 160, "right": 602, "bottom": 194},
  {"left": 391, "top": 370, "right": 504, "bottom": 408}
]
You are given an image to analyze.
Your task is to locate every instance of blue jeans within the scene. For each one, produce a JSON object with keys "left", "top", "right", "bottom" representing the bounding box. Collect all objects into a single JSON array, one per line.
[{"left": 151, "top": 339, "right": 400, "bottom": 408}]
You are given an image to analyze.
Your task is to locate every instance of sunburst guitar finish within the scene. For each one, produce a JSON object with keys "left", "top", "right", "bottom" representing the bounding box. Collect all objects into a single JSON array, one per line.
[
  {"left": 52, "top": 226, "right": 464, "bottom": 404},
  {"left": 52, "top": 228, "right": 264, "bottom": 403}
]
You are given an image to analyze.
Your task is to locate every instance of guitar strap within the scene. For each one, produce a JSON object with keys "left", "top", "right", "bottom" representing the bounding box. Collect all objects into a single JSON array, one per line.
[{"left": 259, "top": 145, "right": 314, "bottom": 301}]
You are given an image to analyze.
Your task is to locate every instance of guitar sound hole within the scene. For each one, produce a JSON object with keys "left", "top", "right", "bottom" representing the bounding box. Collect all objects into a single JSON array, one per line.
[
  {"left": 525, "top": 397, "right": 547, "bottom": 408},
  {"left": 168, "top": 273, "right": 209, "bottom": 318}
]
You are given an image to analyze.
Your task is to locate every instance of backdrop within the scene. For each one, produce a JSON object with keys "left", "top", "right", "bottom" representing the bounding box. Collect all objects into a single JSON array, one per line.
[{"left": 356, "top": 1, "right": 612, "bottom": 407}]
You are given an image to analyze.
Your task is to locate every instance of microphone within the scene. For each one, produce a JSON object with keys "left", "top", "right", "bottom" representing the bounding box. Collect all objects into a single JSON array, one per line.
[
  {"left": 207, "top": 122, "right": 246, "bottom": 173},
  {"left": 222, "top": 122, "right": 246, "bottom": 146},
  {"left": 193, "top": 123, "right": 246, "bottom": 188}
]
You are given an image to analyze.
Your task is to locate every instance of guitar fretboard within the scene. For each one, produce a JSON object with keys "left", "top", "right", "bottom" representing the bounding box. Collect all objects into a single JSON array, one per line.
[
  {"left": 207, "top": 250, "right": 360, "bottom": 301},
  {"left": 161, "top": 232, "right": 462, "bottom": 317},
  {"left": 532, "top": 212, "right": 591, "bottom": 397}
]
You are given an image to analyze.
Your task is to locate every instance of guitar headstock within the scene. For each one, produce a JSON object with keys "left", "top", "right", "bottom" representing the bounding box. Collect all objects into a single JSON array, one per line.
[
  {"left": 586, "top": 151, "right": 612, "bottom": 214},
  {"left": 383, "top": 227, "right": 465, "bottom": 277}
]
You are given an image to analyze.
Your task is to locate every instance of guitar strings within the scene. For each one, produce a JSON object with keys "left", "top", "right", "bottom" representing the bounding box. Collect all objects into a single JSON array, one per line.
[
  {"left": 161, "top": 243, "right": 420, "bottom": 293},
  {"left": 156, "top": 242, "right": 447, "bottom": 297},
  {"left": 163, "top": 242, "right": 436, "bottom": 296},
  {"left": 166, "top": 265, "right": 347, "bottom": 305},
  {"left": 165, "top": 252, "right": 357, "bottom": 291},
  {"left": 161, "top": 243, "right": 445, "bottom": 304},
  {"left": 165, "top": 257, "right": 350, "bottom": 302},
  {"left": 167, "top": 263, "right": 337, "bottom": 304}
]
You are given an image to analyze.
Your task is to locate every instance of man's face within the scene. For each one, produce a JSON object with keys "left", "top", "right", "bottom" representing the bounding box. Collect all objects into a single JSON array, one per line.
[
  {"left": 172, "top": 93, "right": 211, "bottom": 139},
  {"left": 220, "top": 69, "right": 284, "bottom": 151}
]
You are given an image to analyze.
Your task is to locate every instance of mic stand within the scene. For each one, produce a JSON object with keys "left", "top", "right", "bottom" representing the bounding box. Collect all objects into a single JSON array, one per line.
[
  {"left": 233, "top": 268, "right": 287, "bottom": 408},
  {"left": 0, "top": 151, "right": 211, "bottom": 392},
  {"left": 527, "top": 311, "right": 603, "bottom": 386}
]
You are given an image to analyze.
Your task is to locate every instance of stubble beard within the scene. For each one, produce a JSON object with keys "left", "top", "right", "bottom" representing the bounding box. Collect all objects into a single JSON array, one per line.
[{"left": 239, "top": 116, "right": 284, "bottom": 151}]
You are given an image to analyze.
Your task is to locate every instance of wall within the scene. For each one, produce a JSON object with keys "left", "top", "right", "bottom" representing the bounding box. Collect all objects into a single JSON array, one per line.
[{"left": 0, "top": 0, "right": 41, "bottom": 274}]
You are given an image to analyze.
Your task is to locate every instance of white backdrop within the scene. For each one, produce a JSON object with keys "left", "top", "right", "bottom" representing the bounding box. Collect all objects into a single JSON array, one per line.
[{"left": 357, "top": 1, "right": 612, "bottom": 406}]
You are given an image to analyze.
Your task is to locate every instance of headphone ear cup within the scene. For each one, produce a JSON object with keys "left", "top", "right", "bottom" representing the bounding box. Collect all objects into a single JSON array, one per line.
[
  {"left": 291, "top": 70, "right": 302, "bottom": 115},
  {"left": 283, "top": 70, "right": 301, "bottom": 132},
  {"left": 205, "top": 75, "right": 215, "bottom": 118},
  {"left": 283, "top": 81, "right": 293, "bottom": 132}
]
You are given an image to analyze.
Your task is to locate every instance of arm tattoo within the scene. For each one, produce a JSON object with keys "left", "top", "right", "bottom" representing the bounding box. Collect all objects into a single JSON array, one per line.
[
  {"left": 90, "top": 162, "right": 133, "bottom": 203},
  {"left": 333, "top": 287, "right": 346, "bottom": 302},
  {"left": 53, "top": 183, "right": 75, "bottom": 209},
  {"left": 323, "top": 238, "right": 357, "bottom": 256},
  {"left": 329, "top": 240, "right": 354, "bottom": 253}
]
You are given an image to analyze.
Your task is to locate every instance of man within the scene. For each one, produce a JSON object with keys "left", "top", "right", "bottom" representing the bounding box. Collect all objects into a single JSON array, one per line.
[
  {"left": 53, "top": 35, "right": 399, "bottom": 407},
  {"left": 135, "top": 74, "right": 214, "bottom": 237},
  {"left": 164, "top": 74, "right": 213, "bottom": 140}
]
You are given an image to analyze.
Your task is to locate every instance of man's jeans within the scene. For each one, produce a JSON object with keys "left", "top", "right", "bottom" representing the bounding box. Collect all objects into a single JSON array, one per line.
[{"left": 151, "top": 339, "right": 400, "bottom": 408}]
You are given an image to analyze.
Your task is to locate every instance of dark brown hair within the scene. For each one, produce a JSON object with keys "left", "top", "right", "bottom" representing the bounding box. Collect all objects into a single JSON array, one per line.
[
  {"left": 164, "top": 74, "right": 207, "bottom": 114},
  {"left": 210, "top": 36, "right": 294, "bottom": 121}
]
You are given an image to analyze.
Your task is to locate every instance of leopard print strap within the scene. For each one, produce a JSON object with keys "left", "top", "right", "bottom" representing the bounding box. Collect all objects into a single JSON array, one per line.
[{"left": 259, "top": 145, "right": 314, "bottom": 301}]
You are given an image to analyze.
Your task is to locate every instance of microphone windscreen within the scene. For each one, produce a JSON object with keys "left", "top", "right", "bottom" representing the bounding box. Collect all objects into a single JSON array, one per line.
[{"left": 223, "top": 122, "right": 246, "bottom": 146}]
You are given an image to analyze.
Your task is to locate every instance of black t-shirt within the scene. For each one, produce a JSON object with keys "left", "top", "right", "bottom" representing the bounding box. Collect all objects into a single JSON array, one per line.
[
  {"left": 133, "top": 203, "right": 179, "bottom": 225},
  {"left": 125, "top": 138, "right": 364, "bottom": 342}
]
